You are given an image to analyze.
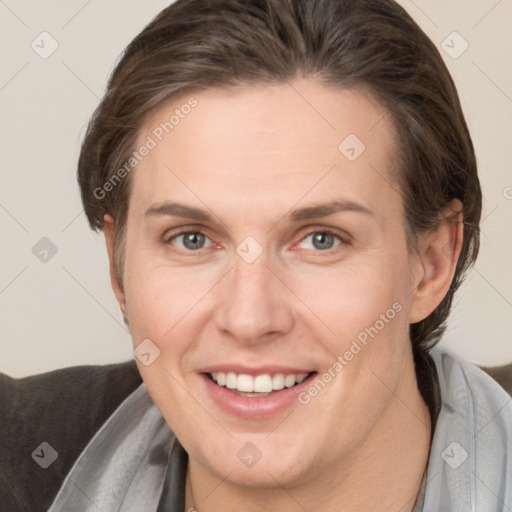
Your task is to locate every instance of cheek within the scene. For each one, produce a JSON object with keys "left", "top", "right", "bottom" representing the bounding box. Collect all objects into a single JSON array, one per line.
[
  {"left": 290, "top": 253, "right": 411, "bottom": 342},
  {"left": 123, "top": 255, "right": 219, "bottom": 350},
  {"left": 287, "top": 251, "right": 413, "bottom": 405}
]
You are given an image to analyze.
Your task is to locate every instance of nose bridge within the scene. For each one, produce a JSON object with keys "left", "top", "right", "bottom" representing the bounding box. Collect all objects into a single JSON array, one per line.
[
  {"left": 214, "top": 253, "right": 293, "bottom": 343},
  {"left": 232, "top": 256, "right": 272, "bottom": 303}
]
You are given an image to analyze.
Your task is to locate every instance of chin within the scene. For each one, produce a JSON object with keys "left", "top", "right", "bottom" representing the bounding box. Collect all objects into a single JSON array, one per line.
[{"left": 196, "top": 439, "right": 314, "bottom": 489}]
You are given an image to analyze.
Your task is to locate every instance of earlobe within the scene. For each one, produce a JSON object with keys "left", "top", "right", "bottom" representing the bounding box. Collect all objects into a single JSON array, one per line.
[
  {"left": 103, "top": 214, "right": 127, "bottom": 320},
  {"left": 408, "top": 200, "right": 464, "bottom": 324}
]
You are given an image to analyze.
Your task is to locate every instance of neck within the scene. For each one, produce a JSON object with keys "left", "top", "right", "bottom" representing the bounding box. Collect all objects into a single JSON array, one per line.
[{"left": 185, "top": 360, "right": 431, "bottom": 512}]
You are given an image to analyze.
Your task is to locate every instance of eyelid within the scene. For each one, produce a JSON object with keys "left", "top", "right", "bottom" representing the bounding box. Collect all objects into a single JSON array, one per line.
[
  {"left": 163, "top": 225, "right": 209, "bottom": 242},
  {"left": 294, "top": 225, "right": 350, "bottom": 246}
]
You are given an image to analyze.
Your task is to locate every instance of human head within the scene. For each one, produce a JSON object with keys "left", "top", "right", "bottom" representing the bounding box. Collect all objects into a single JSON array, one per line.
[
  {"left": 78, "top": 0, "right": 481, "bottom": 361},
  {"left": 75, "top": 1, "right": 484, "bottom": 503}
]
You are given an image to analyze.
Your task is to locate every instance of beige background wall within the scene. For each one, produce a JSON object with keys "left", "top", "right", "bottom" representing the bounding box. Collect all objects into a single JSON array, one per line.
[{"left": 0, "top": 0, "right": 511, "bottom": 378}]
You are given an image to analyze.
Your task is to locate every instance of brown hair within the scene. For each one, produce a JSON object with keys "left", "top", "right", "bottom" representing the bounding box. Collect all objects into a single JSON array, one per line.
[{"left": 78, "top": 0, "right": 481, "bottom": 359}]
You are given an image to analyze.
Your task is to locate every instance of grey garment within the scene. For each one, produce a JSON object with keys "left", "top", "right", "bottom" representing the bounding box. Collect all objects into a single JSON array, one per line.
[
  {"left": 48, "top": 384, "right": 177, "bottom": 512},
  {"left": 48, "top": 346, "right": 512, "bottom": 511},
  {"left": 422, "top": 347, "right": 512, "bottom": 511}
]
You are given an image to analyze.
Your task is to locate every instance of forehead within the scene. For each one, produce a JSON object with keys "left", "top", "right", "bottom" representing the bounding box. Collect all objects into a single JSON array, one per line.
[{"left": 130, "top": 79, "right": 401, "bottom": 223}]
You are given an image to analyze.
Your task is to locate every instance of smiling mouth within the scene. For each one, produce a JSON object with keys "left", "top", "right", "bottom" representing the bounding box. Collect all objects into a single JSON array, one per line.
[{"left": 207, "top": 371, "right": 314, "bottom": 397}]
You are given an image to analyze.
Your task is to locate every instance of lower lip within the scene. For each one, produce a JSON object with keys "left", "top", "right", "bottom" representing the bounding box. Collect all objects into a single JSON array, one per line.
[{"left": 200, "top": 373, "right": 316, "bottom": 419}]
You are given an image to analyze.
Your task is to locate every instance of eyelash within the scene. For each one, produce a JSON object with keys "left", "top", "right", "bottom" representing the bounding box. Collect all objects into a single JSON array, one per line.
[{"left": 163, "top": 226, "right": 349, "bottom": 255}]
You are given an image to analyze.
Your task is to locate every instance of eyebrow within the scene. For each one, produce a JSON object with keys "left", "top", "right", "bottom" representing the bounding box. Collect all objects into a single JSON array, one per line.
[{"left": 144, "top": 199, "right": 373, "bottom": 223}]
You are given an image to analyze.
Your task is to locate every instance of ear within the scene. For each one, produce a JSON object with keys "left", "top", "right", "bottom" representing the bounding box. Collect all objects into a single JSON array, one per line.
[
  {"left": 103, "top": 214, "right": 127, "bottom": 321},
  {"left": 408, "top": 199, "right": 464, "bottom": 324}
]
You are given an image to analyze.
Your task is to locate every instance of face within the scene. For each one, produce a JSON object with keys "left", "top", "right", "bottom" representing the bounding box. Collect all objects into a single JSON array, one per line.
[{"left": 113, "top": 79, "right": 426, "bottom": 488}]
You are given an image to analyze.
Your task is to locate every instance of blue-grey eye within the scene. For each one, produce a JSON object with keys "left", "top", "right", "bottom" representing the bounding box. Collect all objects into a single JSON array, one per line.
[
  {"left": 173, "top": 232, "right": 209, "bottom": 250},
  {"left": 300, "top": 232, "right": 341, "bottom": 251}
]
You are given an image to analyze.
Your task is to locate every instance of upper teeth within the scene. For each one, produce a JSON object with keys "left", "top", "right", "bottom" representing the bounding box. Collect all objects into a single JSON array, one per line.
[{"left": 211, "top": 372, "right": 309, "bottom": 393}]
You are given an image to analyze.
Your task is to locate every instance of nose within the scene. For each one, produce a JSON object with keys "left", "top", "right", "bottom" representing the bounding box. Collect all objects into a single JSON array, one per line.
[{"left": 214, "top": 254, "right": 294, "bottom": 345}]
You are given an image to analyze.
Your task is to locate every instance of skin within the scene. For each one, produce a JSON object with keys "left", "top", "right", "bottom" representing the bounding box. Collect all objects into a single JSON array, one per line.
[{"left": 103, "top": 78, "right": 463, "bottom": 511}]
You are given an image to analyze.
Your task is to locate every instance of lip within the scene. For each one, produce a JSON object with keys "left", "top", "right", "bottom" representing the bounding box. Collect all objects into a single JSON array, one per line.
[
  {"left": 199, "top": 365, "right": 313, "bottom": 376},
  {"left": 199, "top": 371, "right": 316, "bottom": 419}
]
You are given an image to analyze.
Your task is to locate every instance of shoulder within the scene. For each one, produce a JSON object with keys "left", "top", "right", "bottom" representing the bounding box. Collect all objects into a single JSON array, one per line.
[
  {"left": 0, "top": 360, "right": 142, "bottom": 511},
  {"left": 431, "top": 346, "right": 512, "bottom": 440},
  {"left": 431, "top": 346, "right": 511, "bottom": 416},
  {"left": 424, "top": 346, "right": 512, "bottom": 509}
]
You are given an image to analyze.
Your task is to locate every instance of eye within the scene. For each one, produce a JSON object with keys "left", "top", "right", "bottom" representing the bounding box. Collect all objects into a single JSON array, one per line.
[
  {"left": 299, "top": 231, "right": 342, "bottom": 251},
  {"left": 168, "top": 230, "right": 212, "bottom": 251},
  {"left": 165, "top": 228, "right": 345, "bottom": 253}
]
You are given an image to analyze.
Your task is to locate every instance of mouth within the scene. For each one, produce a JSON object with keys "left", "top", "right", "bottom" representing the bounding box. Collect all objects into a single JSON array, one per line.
[
  {"left": 199, "top": 365, "right": 317, "bottom": 418},
  {"left": 207, "top": 371, "right": 313, "bottom": 397}
]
